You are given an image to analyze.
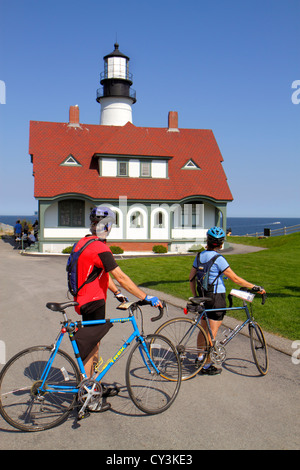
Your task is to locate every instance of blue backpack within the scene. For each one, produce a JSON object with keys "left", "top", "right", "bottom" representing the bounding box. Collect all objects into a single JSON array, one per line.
[
  {"left": 195, "top": 252, "right": 222, "bottom": 295},
  {"left": 66, "top": 238, "right": 101, "bottom": 296}
]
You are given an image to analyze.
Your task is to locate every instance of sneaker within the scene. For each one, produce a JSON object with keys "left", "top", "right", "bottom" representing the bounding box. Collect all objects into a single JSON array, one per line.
[{"left": 199, "top": 365, "right": 222, "bottom": 375}]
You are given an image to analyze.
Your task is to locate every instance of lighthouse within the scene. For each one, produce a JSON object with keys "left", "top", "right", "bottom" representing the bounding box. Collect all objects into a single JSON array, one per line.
[{"left": 96, "top": 43, "right": 136, "bottom": 126}]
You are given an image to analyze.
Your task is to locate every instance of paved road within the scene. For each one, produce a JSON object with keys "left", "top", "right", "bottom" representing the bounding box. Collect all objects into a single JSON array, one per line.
[{"left": 0, "top": 239, "right": 299, "bottom": 450}]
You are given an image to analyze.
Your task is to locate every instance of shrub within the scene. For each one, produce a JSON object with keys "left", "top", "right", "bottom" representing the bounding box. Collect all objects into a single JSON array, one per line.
[
  {"left": 152, "top": 245, "right": 167, "bottom": 254},
  {"left": 188, "top": 245, "right": 204, "bottom": 253},
  {"left": 110, "top": 245, "right": 124, "bottom": 254},
  {"left": 62, "top": 246, "right": 73, "bottom": 254}
]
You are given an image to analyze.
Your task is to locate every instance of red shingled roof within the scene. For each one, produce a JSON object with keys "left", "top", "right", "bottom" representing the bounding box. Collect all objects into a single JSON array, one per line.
[{"left": 29, "top": 120, "right": 233, "bottom": 202}]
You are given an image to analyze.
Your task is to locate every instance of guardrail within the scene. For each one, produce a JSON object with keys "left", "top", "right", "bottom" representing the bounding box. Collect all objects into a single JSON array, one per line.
[{"left": 244, "top": 224, "right": 300, "bottom": 237}]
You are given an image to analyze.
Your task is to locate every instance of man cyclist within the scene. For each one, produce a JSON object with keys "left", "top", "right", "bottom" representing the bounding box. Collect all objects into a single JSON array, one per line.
[
  {"left": 189, "top": 226, "right": 265, "bottom": 375},
  {"left": 72, "top": 206, "right": 162, "bottom": 410}
]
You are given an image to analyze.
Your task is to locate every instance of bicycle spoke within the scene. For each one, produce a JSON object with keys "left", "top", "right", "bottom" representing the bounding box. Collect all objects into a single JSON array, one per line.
[{"left": 155, "top": 318, "right": 209, "bottom": 380}]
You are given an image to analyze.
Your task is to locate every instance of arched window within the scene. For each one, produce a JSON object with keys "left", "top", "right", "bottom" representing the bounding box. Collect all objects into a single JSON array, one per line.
[
  {"left": 154, "top": 211, "right": 165, "bottom": 228},
  {"left": 58, "top": 199, "right": 85, "bottom": 227},
  {"left": 130, "top": 211, "right": 143, "bottom": 228}
]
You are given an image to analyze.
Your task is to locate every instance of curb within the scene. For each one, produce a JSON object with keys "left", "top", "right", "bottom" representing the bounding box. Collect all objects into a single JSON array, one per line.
[{"left": 138, "top": 286, "right": 294, "bottom": 358}]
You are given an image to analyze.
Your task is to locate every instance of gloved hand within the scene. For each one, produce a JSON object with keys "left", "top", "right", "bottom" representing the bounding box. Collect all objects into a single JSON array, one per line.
[
  {"left": 145, "top": 295, "right": 161, "bottom": 307},
  {"left": 114, "top": 291, "right": 129, "bottom": 303}
]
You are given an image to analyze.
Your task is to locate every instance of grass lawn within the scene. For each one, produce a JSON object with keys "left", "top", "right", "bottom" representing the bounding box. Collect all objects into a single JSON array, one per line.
[{"left": 117, "top": 232, "right": 300, "bottom": 341}]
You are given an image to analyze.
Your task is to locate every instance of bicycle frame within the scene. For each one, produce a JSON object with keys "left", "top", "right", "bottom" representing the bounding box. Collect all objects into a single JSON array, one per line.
[
  {"left": 39, "top": 310, "right": 160, "bottom": 396},
  {"left": 186, "top": 302, "right": 254, "bottom": 347}
]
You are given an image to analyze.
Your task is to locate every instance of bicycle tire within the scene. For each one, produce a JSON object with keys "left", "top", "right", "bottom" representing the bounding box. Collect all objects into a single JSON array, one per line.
[
  {"left": 0, "top": 345, "right": 81, "bottom": 432},
  {"left": 249, "top": 322, "right": 269, "bottom": 375},
  {"left": 154, "top": 318, "right": 209, "bottom": 380},
  {"left": 125, "top": 334, "right": 181, "bottom": 414}
]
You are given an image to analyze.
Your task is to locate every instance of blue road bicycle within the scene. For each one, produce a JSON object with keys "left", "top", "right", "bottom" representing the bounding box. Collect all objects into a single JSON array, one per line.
[
  {"left": 0, "top": 300, "right": 181, "bottom": 432},
  {"left": 155, "top": 288, "right": 268, "bottom": 380}
]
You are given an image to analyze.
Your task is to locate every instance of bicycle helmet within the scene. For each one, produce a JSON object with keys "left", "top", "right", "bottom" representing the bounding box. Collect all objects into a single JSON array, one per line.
[
  {"left": 90, "top": 206, "right": 116, "bottom": 239},
  {"left": 207, "top": 226, "right": 225, "bottom": 246}
]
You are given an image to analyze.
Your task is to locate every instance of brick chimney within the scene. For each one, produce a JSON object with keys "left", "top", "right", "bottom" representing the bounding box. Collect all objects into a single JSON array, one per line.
[
  {"left": 167, "top": 111, "right": 179, "bottom": 132},
  {"left": 68, "top": 105, "right": 80, "bottom": 127}
]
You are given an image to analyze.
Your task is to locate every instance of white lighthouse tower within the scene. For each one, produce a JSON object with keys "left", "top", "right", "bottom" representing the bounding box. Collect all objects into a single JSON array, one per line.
[{"left": 96, "top": 43, "right": 136, "bottom": 126}]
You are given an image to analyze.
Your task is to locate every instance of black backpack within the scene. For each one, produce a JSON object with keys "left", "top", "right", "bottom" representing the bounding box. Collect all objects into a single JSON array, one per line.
[
  {"left": 195, "top": 252, "right": 222, "bottom": 296},
  {"left": 66, "top": 238, "right": 101, "bottom": 296}
]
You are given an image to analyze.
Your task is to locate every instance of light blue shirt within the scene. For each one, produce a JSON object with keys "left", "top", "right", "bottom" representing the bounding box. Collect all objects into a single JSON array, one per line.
[{"left": 193, "top": 250, "right": 229, "bottom": 293}]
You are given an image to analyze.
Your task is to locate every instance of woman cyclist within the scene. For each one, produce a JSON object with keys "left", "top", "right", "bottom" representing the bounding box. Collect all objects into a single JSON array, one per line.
[{"left": 189, "top": 226, "right": 265, "bottom": 375}]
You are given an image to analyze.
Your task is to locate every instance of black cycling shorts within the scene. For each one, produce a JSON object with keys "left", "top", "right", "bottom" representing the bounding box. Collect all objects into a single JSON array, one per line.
[
  {"left": 204, "top": 293, "right": 227, "bottom": 321},
  {"left": 75, "top": 300, "right": 112, "bottom": 361}
]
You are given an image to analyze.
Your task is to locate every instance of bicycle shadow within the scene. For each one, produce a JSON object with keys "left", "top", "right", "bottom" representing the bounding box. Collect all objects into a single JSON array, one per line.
[
  {"left": 221, "top": 357, "right": 264, "bottom": 377},
  {"left": 104, "top": 385, "right": 146, "bottom": 418}
]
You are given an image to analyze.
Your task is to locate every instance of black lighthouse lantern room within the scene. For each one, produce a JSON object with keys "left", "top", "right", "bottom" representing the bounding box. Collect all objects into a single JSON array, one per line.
[{"left": 97, "top": 43, "right": 136, "bottom": 104}]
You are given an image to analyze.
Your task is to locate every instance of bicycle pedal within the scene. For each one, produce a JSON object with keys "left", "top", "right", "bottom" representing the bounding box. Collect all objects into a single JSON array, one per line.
[{"left": 77, "top": 409, "right": 90, "bottom": 420}]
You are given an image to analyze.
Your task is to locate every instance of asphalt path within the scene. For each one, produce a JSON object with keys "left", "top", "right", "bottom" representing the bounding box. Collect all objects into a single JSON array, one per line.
[{"left": 0, "top": 239, "right": 299, "bottom": 451}]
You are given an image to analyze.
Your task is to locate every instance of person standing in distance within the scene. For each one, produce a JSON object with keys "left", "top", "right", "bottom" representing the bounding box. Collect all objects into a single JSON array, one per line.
[{"left": 189, "top": 226, "right": 265, "bottom": 375}]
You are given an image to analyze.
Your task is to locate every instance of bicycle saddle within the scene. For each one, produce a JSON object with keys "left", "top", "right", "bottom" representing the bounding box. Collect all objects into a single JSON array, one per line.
[
  {"left": 46, "top": 301, "right": 79, "bottom": 312},
  {"left": 188, "top": 297, "right": 211, "bottom": 305}
]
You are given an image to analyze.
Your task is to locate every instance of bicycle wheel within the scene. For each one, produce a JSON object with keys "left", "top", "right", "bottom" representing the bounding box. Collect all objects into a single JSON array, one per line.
[
  {"left": 155, "top": 318, "right": 209, "bottom": 380},
  {"left": 249, "top": 322, "right": 269, "bottom": 375},
  {"left": 0, "top": 346, "right": 80, "bottom": 432},
  {"left": 125, "top": 334, "right": 181, "bottom": 414}
]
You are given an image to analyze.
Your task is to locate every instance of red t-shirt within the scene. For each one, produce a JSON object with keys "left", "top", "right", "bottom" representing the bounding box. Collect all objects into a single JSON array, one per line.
[{"left": 74, "top": 235, "right": 118, "bottom": 314}]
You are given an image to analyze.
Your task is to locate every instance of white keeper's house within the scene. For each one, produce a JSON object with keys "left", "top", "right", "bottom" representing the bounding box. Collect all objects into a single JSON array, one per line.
[{"left": 29, "top": 43, "right": 233, "bottom": 253}]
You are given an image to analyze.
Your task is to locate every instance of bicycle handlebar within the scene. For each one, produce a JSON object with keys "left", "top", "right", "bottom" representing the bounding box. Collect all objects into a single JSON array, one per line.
[
  {"left": 136, "top": 299, "right": 166, "bottom": 322},
  {"left": 117, "top": 299, "right": 166, "bottom": 322},
  {"left": 151, "top": 301, "right": 166, "bottom": 322},
  {"left": 228, "top": 287, "right": 266, "bottom": 307}
]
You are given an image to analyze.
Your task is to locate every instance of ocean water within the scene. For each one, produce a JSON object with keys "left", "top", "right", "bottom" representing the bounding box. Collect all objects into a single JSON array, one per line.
[
  {"left": 227, "top": 217, "right": 300, "bottom": 236},
  {"left": 1, "top": 215, "right": 299, "bottom": 237},
  {"left": 0, "top": 215, "right": 38, "bottom": 227}
]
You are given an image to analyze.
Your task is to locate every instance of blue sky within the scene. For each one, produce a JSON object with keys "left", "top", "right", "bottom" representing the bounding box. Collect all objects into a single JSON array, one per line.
[{"left": 0, "top": 0, "right": 299, "bottom": 217}]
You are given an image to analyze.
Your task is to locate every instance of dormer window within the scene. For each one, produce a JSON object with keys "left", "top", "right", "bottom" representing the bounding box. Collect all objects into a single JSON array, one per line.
[
  {"left": 61, "top": 155, "right": 81, "bottom": 166},
  {"left": 97, "top": 154, "right": 168, "bottom": 178},
  {"left": 182, "top": 159, "right": 200, "bottom": 170}
]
